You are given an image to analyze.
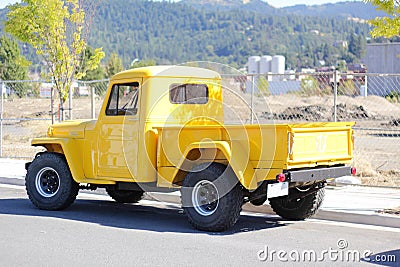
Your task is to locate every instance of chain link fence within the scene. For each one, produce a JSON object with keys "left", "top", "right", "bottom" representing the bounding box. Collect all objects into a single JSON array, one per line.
[
  {"left": 221, "top": 71, "right": 400, "bottom": 187},
  {"left": 0, "top": 79, "right": 109, "bottom": 158},
  {"left": 1, "top": 72, "right": 399, "bottom": 186}
]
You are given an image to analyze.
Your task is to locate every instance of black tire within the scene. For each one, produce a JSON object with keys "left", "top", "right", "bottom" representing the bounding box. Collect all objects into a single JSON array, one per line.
[
  {"left": 25, "top": 152, "right": 79, "bottom": 211},
  {"left": 269, "top": 183, "right": 325, "bottom": 220},
  {"left": 106, "top": 188, "right": 144, "bottom": 203},
  {"left": 181, "top": 163, "right": 243, "bottom": 232}
]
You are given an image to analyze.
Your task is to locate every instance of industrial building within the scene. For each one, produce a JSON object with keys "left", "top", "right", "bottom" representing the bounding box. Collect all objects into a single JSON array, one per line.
[
  {"left": 362, "top": 43, "right": 400, "bottom": 96},
  {"left": 363, "top": 43, "right": 400, "bottom": 74}
]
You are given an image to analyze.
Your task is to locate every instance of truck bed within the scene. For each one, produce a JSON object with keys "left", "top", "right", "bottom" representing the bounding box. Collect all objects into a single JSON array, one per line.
[{"left": 155, "top": 122, "right": 354, "bottom": 189}]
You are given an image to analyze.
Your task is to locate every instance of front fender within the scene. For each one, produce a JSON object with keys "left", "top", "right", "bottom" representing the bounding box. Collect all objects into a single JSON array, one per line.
[{"left": 31, "top": 138, "right": 85, "bottom": 183}]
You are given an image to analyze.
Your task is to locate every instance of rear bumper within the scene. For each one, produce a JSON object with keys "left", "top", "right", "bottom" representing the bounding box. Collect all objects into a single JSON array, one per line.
[{"left": 287, "top": 166, "right": 351, "bottom": 183}]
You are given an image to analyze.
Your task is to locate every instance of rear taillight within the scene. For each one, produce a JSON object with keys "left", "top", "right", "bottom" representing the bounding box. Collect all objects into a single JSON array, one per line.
[
  {"left": 277, "top": 173, "right": 286, "bottom": 183},
  {"left": 351, "top": 167, "right": 357, "bottom": 175}
]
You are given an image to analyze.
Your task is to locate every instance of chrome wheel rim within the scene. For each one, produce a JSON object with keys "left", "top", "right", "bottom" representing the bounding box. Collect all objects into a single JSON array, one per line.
[
  {"left": 192, "top": 180, "right": 219, "bottom": 216},
  {"left": 35, "top": 167, "right": 60, "bottom": 198},
  {"left": 296, "top": 186, "right": 311, "bottom": 192}
]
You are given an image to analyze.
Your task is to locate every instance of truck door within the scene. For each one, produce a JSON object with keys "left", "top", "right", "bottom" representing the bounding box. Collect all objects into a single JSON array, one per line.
[{"left": 97, "top": 80, "right": 141, "bottom": 179}]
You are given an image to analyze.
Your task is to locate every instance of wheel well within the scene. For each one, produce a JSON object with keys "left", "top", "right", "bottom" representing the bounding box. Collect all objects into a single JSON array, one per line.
[
  {"left": 37, "top": 143, "right": 64, "bottom": 154},
  {"left": 172, "top": 148, "right": 229, "bottom": 186},
  {"left": 33, "top": 146, "right": 85, "bottom": 184},
  {"left": 33, "top": 151, "right": 72, "bottom": 181}
]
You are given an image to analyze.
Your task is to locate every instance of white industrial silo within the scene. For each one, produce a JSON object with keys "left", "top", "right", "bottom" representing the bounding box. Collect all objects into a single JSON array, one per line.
[
  {"left": 271, "top": 55, "right": 285, "bottom": 74},
  {"left": 246, "top": 56, "right": 260, "bottom": 94},
  {"left": 248, "top": 56, "right": 260, "bottom": 74},
  {"left": 259, "top": 55, "right": 272, "bottom": 74}
]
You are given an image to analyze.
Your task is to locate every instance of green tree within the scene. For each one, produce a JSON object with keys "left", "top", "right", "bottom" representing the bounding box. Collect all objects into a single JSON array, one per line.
[
  {"left": 5, "top": 0, "right": 104, "bottom": 119},
  {"left": 364, "top": 0, "right": 400, "bottom": 38},
  {"left": 342, "top": 52, "right": 357, "bottom": 64},
  {"left": 0, "top": 35, "right": 30, "bottom": 81},
  {"left": 336, "top": 60, "right": 348, "bottom": 72},
  {"left": 105, "top": 53, "right": 124, "bottom": 78},
  {"left": 348, "top": 34, "right": 366, "bottom": 60},
  {"left": 79, "top": 47, "right": 105, "bottom": 81},
  {"left": 0, "top": 35, "right": 30, "bottom": 96}
]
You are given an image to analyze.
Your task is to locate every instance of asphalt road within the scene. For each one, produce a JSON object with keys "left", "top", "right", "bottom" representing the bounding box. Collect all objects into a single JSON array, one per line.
[{"left": 0, "top": 183, "right": 399, "bottom": 267}]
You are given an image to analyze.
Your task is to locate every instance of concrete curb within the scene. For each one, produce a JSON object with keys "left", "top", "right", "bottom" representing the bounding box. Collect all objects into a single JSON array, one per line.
[
  {"left": 146, "top": 192, "right": 400, "bottom": 229},
  {"left": 0, "top": 177, "right": 25, "bottom": 186}
]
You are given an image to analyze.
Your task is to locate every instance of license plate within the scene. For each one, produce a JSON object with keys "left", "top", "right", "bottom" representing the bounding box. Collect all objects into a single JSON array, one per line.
[{"left": 267, "top": 182, "right": 289, "bottom": 199}]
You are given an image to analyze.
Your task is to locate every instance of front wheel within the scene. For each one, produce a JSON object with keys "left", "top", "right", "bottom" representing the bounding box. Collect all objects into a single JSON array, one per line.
[
  {"left": 269, "top": 183, "right": 325, "bottom": 220},
  {"left": 26, "top": 153, "right": 79, "bottom": 211},
  {"left": 181, "top": 163, "right": 243, "bottom": 232}
]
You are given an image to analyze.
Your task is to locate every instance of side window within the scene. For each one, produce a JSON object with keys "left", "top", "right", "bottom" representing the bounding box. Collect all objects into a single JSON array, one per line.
[
  {"left": 169, "top": 84, "right": 208, "bottom": 104},
  {"left": 106, "top": 82, "right": 140, "bottom": 116}
]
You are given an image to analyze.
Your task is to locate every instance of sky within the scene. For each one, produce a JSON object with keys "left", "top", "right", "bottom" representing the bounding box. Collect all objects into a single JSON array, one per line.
[
  {"left": 0, "top": 0, "right": 363, "bottom": 9},
  {"left": 0, "top": 0, "right": 16, "bottom": 9}
]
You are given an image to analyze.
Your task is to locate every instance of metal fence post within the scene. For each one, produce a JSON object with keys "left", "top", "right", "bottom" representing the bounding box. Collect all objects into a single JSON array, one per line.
[
  {"left": 0, "top": 82, "right": 3, "bottom": 157},
  {"left": 251, "top": 75, "right": 255, "bottom": 124},
  {"left": 60, "top": 100, "right": 64, "bottom": 122},
  {"left": 333, "top": 71, "right": 338, "bottom": 122},
  {"left": 51, "top": 86, "right": 54, "bottom": 124},
  {"left": 91, "top": 86, "right": 95, "bottom": 119},
  {"left": 69, "top": 85, "right": 73, "bottom": 120}
]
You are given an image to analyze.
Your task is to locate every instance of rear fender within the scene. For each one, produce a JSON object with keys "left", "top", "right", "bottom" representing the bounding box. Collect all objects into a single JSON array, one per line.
[{"left": 173, "top": 141, "right": 257, "bottom": 189}]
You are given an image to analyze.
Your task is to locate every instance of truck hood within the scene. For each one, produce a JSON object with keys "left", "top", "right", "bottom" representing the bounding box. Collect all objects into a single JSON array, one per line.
[{"left": 47, "top": 120, "right": 96, "bottom": 139}]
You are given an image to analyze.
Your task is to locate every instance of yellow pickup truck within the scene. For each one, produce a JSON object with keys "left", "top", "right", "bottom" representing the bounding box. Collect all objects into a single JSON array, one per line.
[{"left": 25, "top": 66, "right": 355, "bottom": 231}]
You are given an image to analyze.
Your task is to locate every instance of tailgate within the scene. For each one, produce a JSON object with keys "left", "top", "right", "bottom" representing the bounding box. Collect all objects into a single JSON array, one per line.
[{"left": 287, "top": 122, "right": 354, "bottom": 168}]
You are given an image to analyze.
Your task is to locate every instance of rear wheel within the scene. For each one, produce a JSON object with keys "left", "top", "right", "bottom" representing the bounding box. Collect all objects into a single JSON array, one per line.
[
  {"left": 269, "top": 183, "right": 325, "bottom": 220},
  {"left": 106, "top": 188, "right": 144, "bottom": 203},
  {"left": 181, "top": 163, "right": 243, "bottom": 232},
  {"left": 26, "top": 152, "right": 79, "bottom": 210}
]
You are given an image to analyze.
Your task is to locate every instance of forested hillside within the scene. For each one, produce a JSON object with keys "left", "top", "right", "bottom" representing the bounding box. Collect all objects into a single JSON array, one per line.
[
  {"left": 281, "top": 2, "right": 384, "bottom": 19},
  {"left": 89, "top": 0, "right": 371, "bottom": 68},
  {"left": 1, "top": 0, "right": 374, "bottom": 70},
  {"left": 182, "top": 0, "right": 384, "bottom": 19}
]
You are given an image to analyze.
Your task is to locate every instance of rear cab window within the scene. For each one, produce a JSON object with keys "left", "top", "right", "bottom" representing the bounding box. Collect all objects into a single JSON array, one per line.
[{"left": 169, "top": 84, "right": 208, "bottom": 104}]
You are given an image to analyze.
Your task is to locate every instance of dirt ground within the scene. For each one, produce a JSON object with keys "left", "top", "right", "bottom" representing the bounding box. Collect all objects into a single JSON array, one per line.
[{"left": 1, "top": 94, "right": 400, "bottom": 187}]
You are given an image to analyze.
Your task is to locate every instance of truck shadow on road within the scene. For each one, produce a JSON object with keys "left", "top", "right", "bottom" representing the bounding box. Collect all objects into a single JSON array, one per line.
[{"left": 0, "top": 198, "right": 287, "bottom": 235}]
